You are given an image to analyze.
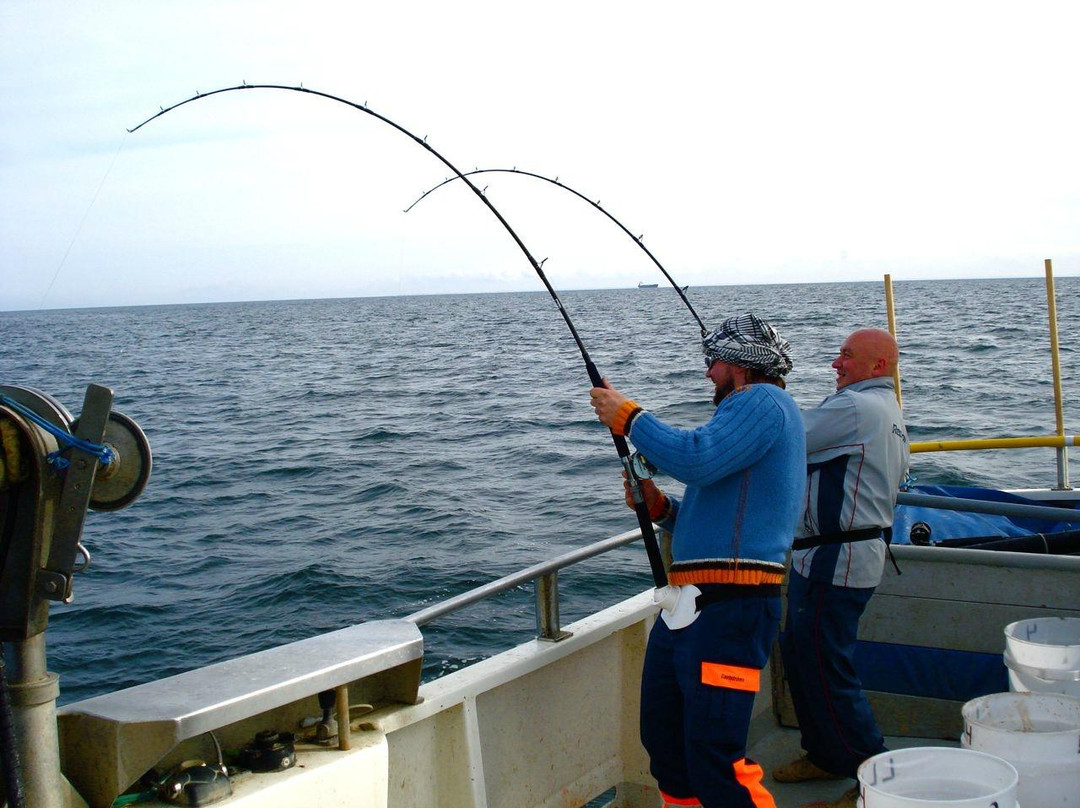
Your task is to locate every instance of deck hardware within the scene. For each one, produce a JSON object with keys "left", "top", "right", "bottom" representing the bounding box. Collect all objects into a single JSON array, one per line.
[
  {"left": 41, "top": 384, "right": 112, "bottom": 603},
  {"left": 908, "top": 522, "right": 932, "bottom": 545},
  {"left": 158, "top": 760, "right": 232, "bottom": 807},
  {"left": 76, "top": 410, "right": 153, "bottom": 511},
  {"left": 235, "top": 730, "right": 297, "bottom": 772},
  {"left": 335, "top": 685, "right": 351, "bottom": 750}
]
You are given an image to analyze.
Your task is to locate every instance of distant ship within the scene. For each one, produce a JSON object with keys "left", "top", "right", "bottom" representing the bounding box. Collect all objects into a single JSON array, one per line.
[{"left": 637, "top": 282, "right": 658, "bottom": 289}]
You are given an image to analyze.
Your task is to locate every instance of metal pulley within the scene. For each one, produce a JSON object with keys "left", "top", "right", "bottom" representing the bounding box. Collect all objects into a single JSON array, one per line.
[{"left": 71, "top": 410, "right": 152, "bottom": 511}]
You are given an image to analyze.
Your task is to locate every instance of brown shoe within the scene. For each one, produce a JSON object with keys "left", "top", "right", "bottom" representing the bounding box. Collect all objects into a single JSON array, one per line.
[
  {"left": 827, "top": 785, "right": 859, "bottom": 808},
  {"left": 771, "top": 754, "right": 844, "bottom": 783}
]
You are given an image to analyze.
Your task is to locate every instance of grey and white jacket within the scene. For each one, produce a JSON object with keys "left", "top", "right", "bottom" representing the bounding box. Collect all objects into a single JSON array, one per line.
[{"left": 791, "top": 377, "right": 909, "bottom": 588}]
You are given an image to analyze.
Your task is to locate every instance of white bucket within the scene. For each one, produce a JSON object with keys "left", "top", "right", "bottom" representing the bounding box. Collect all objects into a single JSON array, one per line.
[
  {"left": 857, "top": 747, "right": 1018, "bottom": 808},
  {"left": 1004, "top": 618, "right": 1080, "bottom": 698},
  {"left": 962, "top": 691, "right": 1080, "bottom": 808}
]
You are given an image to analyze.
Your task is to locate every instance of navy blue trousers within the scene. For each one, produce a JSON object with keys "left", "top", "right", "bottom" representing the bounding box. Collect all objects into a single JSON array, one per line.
[
  {"left": 640, "top": 591, "right": 779, "bottom": 807},
  {"left": 779, "top": 570, "right": 887, "bottom": 778}
]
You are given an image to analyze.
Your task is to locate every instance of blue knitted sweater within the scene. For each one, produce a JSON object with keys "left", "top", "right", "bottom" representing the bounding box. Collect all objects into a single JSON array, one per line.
[{"left": 627, "top": 384, "right": 806, "bottom": 586}]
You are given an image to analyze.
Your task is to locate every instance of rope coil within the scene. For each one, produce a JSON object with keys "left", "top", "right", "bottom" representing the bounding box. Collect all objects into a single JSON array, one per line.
[{"left": 0, "top": 395, "right": 114, "bottom": 467}]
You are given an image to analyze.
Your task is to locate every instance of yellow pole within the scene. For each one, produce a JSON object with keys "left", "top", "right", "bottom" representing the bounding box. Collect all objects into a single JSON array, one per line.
[
  {"left": 1045, "top": 259, "right": 1065, "bottom": 436},
  {"left": 911, "top": 434, "right": 1080, "bottom": 453},
  {"left": 1045, "top": 258, "right": 1070, "bottom": 488},
  {"left": 884, "top": 274, "right": 902, "bottom": 408}
]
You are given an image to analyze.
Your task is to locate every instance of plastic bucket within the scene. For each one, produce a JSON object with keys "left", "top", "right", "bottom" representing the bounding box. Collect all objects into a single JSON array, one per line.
[
  {"left": 1004, "top": 618, "right": 1080, "bottom": 698},
  {"left": 857, "top": 747, "right": 1018, "bottom": 808},
  {"left": 962, "top": 691, "right": 1080, "bottom": 808}
]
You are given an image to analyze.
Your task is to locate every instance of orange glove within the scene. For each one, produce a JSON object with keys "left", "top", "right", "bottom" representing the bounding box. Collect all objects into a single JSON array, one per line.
[{"left": 623, "top": 472, "right": 670, "bottom": 521}]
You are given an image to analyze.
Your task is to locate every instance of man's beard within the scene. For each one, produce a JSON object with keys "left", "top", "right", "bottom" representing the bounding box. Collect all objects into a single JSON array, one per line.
[{"left": 712, "top": 382, "right": 734, "bottom": 406}]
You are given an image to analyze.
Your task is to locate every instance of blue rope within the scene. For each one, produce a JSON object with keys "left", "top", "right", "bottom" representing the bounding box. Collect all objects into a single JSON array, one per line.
[{"left": 0, "top": 394, "right": 114, "bottom": 466}]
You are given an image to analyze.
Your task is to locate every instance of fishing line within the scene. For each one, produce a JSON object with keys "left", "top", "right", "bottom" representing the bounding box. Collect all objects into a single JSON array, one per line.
[
  {"left": 127, "top": 83, "right": 668, "bottom": 588},
  {"left": 38, "top": 133, "right": 128, "bottom": 311},
  {"left": 407, "top": 167, "right": 708, "bottom": 337}
]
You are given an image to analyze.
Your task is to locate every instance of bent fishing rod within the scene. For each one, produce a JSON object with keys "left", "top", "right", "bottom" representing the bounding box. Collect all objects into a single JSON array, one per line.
[
  {"left": 407, "top": 167, "right": 708, "bottom": 337},
  {"left": 128, "top": 83, "right": 669, "bottom": 588}
]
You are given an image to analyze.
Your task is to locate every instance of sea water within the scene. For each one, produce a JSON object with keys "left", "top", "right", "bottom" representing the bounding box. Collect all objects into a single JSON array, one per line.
[{"left": 1, "top": 277, "right": 1077, "bottom": 704}]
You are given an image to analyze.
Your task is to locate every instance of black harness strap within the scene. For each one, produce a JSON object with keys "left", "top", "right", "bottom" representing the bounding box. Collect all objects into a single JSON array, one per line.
[
  {"left": 792, "top": 526, "right": 884, "bottom": 551},
  {"left": 792, "top": 527, "right": 901, "bottom": 575}
]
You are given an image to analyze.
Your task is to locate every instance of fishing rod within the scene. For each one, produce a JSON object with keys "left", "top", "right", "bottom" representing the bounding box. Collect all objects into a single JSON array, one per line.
[
  {"left": 407, "top": 167, "right": 708, "bottom": 337},
  {"left": 128, "top": 83, "right": 669, "bottom": 588}
]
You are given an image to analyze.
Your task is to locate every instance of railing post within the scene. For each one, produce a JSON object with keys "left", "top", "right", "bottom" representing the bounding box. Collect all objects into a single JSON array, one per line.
[
  {"left": 884, "top": 273, "right": 903, "bottom": 409},
  {"left": 535, "top": 571, "right": 572, "bottom": 642},
  {"left": 1045, "top": 258, "right": 1071, "bottom": 490},
  {"left": 1055, "top": 446, "right": 1070, "bottom": 491}
]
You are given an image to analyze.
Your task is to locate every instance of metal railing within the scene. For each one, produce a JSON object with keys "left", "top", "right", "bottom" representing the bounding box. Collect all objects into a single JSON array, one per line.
[
  {"left": 895, "top": 490, "right": 1079, "bottom": 522},
  {"left": 403, "top": 527, "right": 651, "bottom": 641}
]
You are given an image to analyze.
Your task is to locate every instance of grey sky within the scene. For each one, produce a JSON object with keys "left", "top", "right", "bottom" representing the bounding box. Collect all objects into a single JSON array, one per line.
[{"left": 2, "top": 1, "right": 1078, "bottom": 311}]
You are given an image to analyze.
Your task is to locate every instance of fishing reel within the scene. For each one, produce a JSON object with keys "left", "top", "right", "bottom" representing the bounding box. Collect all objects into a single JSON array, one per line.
[
  {"left": 0, "top": 383, "right": 152, "bottom": 641},
  {"left": 628, "top": 451, "right": 658, "bottom": 480}
]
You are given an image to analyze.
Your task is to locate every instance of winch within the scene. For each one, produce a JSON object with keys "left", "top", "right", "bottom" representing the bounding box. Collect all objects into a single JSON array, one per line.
[{"left": 0, "top": 383, "right": 151, "bottom": 808}]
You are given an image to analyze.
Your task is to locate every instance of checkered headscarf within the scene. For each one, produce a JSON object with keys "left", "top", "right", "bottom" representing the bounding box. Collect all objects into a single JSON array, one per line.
[{"left": 702, "top": 313, "right": 793, "bottom": 378}]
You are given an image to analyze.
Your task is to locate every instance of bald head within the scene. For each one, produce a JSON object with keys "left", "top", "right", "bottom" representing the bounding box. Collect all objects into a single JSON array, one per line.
[{"left": 832, "top": 328, "right": 899, "bottom": 390}]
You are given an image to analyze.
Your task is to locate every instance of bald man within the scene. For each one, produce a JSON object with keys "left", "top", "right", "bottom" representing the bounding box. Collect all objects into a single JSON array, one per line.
[{"left": 773, "top": 329, "right": 909, "bottom": 808}]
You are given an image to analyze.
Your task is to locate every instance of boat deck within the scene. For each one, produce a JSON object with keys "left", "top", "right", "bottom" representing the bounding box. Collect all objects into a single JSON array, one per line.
[{"left": 748, "top": 724, "right": 956, "bottom": 807}]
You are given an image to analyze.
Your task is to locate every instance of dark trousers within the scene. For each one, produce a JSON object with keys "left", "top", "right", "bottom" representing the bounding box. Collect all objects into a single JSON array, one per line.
[
  {"left": 640, "top": 591, "right": 780, "bottom": 808},
  {"left": 779, "top": 570, "right": 886, "bottom": 778}
]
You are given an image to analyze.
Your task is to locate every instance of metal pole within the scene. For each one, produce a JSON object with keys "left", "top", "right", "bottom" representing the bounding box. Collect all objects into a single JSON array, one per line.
[
  {"left": 896, "top": 490, "right": 1080, "bottom": 522},
  {"left": 3, "top": 637, "right": 63, "bottom": 808},
  {"left": 1045, "top": 259, "right": 1070, "bottom": 489},
  {"left": 535, "top": 572, "right": 571, "bottom": 642},
  {"left": 884, "top": 274, "right": 903, "bottom": 409},
  {"left": 335, "top": 685, "right": 351, "bottom": 751}
]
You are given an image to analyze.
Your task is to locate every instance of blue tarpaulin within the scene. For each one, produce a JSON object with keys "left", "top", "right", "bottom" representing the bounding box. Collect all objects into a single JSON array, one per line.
[{"left": 891, "top": 484, "right": 1080, "bottom": 545}]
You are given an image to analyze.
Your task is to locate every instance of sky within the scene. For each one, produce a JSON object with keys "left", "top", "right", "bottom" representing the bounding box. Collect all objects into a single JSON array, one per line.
[{"left": 2, "top": 1, "right": 1078, "bottom": 311}]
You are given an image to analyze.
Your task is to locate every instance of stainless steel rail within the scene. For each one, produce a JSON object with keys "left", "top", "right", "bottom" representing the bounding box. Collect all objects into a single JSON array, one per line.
[{"left": 403, "top": 527, "right": 644, "bottom": 639}]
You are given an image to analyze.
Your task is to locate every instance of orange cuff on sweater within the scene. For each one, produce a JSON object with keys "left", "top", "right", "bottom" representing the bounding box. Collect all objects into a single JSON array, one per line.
[{"left": 611, "top": 399, "right": 643, "bottom": 436}]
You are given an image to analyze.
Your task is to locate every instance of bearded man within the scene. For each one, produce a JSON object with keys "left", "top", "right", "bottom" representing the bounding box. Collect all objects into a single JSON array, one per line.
[{"left": 590, "top": 312, "right": 806, "bottom": 808}]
